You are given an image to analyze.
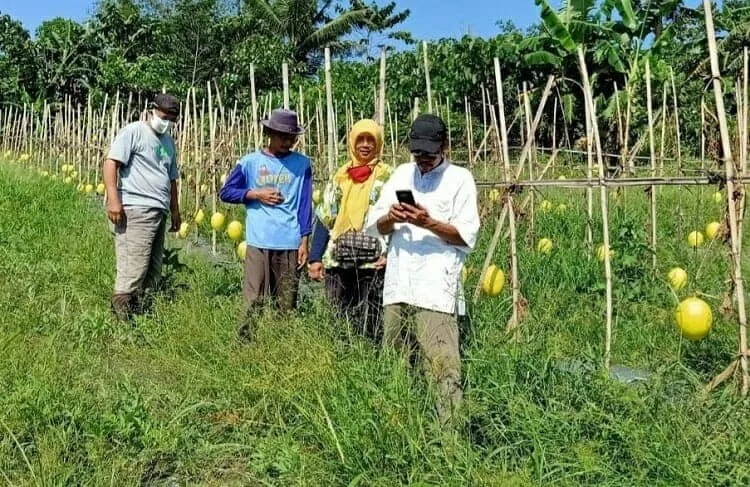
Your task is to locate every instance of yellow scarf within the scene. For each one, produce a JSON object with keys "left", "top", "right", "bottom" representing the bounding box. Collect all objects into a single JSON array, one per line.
[{"left": 331, "top": 119, "right": 385, "bottom": 240}]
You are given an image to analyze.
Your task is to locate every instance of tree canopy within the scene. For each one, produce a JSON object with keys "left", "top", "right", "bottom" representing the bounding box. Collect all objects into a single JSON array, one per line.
[{"left": 0, "top": 0, "right": 748, "bottom": 153}]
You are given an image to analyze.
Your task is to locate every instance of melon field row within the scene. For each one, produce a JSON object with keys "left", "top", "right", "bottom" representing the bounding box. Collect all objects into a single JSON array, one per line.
[{"left": 2, "top": 157, "right": 749, "bottom": 485}]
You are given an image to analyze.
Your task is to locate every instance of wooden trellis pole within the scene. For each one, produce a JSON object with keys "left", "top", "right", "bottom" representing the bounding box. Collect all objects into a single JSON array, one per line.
[
  {"left": 495, "top": 59, "right": 521, "bottom": 335},
  {"left": 584, "top": 84, "right": 594, "bottom": 251},
  {"left": 670, "top": 68, "right": 683, "bottom": 175},
  {"left": 578, "top": 46, "right": 614, "bottom": 371},
  {"left": 282, "top": 62, "right": 290, "bottom": 110},
  {"left": 645, "top": 60, "right": 658, "bottom": 270},
  {"left": 387, "top": 101, "right": 396, "bottom": 165},
  {"left": 659, "top": 82, "right": 668, "bottom": 176},
  {"left": 702, "top": 0, "right": 749, "bottom": 396},
  {"left": 250, "top": 64, "right": 259, "bottom": 151},
  {"left": 422, "top": 41, "right": 432, "bottom": 113},
  {"left": 738, "top": 48, "right": 749, "bottom": 234},
  {"left": 325, "top": 47, "right": 335, "bottom": 176},
  {"left": 446, "top": 96, "right": 452, "bottom": 160},
  {"left": 208, "top": 81, "right": 218, "bottom": 255},
  {"left": 701, "top": 96, "right": 706, "bottom": 170},
  {"left": 624, "top": 74, "right": 635, "bottom": 175},
  {"left": 474, "top": 62, "right": 523, "bottom": 332},
  {"left": 522, "top": 83, "right": 535, "bottom": 238},
  {"left": 378, "top": 48, "right": 386, "bottom": 126}
]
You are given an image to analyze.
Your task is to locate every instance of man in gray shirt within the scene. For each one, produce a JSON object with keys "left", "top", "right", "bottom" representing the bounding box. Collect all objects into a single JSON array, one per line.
[{"left": 104, "top": 93, "right": 182, "bottom": 321}]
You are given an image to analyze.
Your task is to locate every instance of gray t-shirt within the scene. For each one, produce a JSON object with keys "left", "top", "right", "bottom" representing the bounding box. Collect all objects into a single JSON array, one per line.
[{"left": 107, "top": 121, "right": 179, "bottom": 211}]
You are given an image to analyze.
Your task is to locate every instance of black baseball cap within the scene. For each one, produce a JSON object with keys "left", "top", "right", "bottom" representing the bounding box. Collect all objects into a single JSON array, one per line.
[
  {"left": 152, "top": 93, "right": 180, "bottom": 117},
  {"left": 408, "top": 114, "right": 447, "bottom": 154}
]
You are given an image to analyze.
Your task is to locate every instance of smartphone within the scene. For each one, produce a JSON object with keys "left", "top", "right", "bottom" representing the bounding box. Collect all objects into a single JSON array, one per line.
[{"left": 396, "top": 189, "right": 416, "bottom": 206}]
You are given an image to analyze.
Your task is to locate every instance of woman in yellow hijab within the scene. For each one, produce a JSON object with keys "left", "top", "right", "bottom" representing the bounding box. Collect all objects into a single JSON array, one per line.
[{"left": 308, "top": 119, "right": 392, "bottom": 340}]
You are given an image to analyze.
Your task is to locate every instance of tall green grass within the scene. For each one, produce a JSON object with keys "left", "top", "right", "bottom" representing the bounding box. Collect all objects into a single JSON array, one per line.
[{"left": 1, "top": 161, "right": 750, "bottom": 486}]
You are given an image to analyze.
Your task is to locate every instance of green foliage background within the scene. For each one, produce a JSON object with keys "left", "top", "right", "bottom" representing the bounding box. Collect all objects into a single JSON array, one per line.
[{"left": 0, "top": 0, "right": 749, "bottom": 156}]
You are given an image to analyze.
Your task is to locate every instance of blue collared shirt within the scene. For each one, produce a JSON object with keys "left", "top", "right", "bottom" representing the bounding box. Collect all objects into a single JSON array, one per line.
[{"left": 220, "top": 150, "right": 313, "bottom": 250}]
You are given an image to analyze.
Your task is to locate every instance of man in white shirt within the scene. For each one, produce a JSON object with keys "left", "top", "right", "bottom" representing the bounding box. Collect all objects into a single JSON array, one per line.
[{"left": 365, "top": 114, "right": 480, "bottom": 426}]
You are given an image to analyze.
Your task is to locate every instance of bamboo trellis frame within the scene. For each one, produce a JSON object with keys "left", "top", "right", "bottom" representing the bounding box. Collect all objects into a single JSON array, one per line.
[{"left": 0, "top": 30, "right": 748, "bottom": 394}]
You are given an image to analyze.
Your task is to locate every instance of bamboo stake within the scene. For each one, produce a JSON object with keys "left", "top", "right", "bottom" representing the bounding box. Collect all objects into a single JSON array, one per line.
[
  {"left": 298, "top": 86, "right": 306, "bottom": 152},
  {"left": 670, "top": 68, "right": 683, "bottom": 175},
  {"left": 522, "top": 83, "right": 535, "bottom": 238},
  {"left": 192, "top": 88, "right": 200, "bottom": 226},
  {"left": 702, "top": 0, "right": 749, "bottom": 396},
  {"left": 517, "top": 88, "right": 525, "bottom": 149},
  {"left": 552, "top": 99, "right": 558, "bottom": 165},
  {"left": 41, "top": 103, "right": 48, "bottom": 168},
  {"left": 250, "top": 64, "right": 259, "bottom": 150},
  {"left": 333, "top": 100, "right": 339, "bottom": 162},
  {"left": 736, "top": 48, "right": 749, "bottom": 256},
  {"left": 1, "top": 107, "right": 7, "bottom": 153},
  {"left": 496, "top": 60, "right": 521, "bottom": 334},
  {"left": 316, "top": 96, "right": 323, "bottom": 161},
  {"left": 214, "top": 80, "right": 225, "bottom": 123},
  {"left": 585, "top": 87, "right": 594, "bottom": 251},
  {"left": 659, "top": 82, "right": 668, "bottom": 176},
  {"left": 624, "top": 74, "right": 634, "bottom": 175},
  {"left": 463, "top": 97, "right": 470, "bottom": 166},
  {"left": 614, "top": 83, "right": 623, "bottom": 151},
  {"left": 578, "top": 47, "right": 614, "bottom": 371},
  {"left": 734, "top": 79, "right": 745, "bottom": 257},
  {"left": 446, "top": 96, "right": 452, "bottom": 160},
  {"left": 387, "top": 101, "right": 396, "bottom": 166},
  {"left": 179, "top": 93, "right": 190, "bottom": 210},
  {"left": 481, "top": 85, "right": 488, "bottom": 168},
  {"left": 646, "top": 60, "right": 658, "bottom": 270},
  {"left": 378, "top": 48, "right": 386, "bottom": 126},
  {"left": 422, "top": 41, "right": 432, "bottom": 113},
  {"left": 324, "top": 48, "right": 335, "bottom": 176},
  {"left": 472, "top": 61, "right": 526, "bottom": 327},
  {"left": 13, "top": 105, "right": 21, "bottom": 156},
  {"left": 29, "top": 104, "right": 35, "bottom": 163},
  {"left": 87, "top": 99, "right": 94, "bottom": 184},
  {"left": 701, "top": 96, "right": 706, "bottom": 170},
  {"left": 282, "top": 62, "right": 290, "bottom": 110},
  {"left": 208, "top": 82, "right": 217, "bottom": 254}
]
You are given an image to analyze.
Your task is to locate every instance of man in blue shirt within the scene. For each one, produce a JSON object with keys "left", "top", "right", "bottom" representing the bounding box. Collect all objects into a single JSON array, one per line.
[{"left": 220, "top": 109, "right": 313, "bottom": 341}]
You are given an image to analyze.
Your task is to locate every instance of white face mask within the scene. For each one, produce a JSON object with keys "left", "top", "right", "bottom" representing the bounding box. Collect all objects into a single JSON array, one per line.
[{"left": 150, "top": 111, "right": 173, "bottom": 134}]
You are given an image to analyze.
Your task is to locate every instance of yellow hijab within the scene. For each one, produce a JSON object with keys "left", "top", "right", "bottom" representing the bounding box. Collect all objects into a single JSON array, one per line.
[{"left": 331, "top": 119, "right": 386, "bottom": 240}]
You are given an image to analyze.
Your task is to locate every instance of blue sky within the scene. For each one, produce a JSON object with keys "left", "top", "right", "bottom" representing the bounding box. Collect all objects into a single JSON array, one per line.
[{"left": 2, "top": 0, "right": 541, "bottom": 39}]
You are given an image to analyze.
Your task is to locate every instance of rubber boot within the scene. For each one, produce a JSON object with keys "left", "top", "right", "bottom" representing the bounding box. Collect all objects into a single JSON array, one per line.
[{"left": 111, "top": 293, "right": 134, "bottom": 322}]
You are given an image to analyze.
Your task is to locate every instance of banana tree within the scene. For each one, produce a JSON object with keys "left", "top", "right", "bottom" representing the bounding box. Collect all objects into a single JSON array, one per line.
[
  {"left": 523, "top": 0, "right": 683, "bottom": 152},
  {"left": 34, "top": 18, "right": 101, "bottom": 104}
]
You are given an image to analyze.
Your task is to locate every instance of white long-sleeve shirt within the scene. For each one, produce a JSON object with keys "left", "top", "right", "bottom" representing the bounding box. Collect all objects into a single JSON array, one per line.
[{"left": 365, "top": 159, "right": 480, "bottom": 315}]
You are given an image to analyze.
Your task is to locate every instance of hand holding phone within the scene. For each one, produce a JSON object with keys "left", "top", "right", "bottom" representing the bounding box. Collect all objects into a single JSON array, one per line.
[{"left": 396, "top": 189, "right": 416, "bottom": 207}]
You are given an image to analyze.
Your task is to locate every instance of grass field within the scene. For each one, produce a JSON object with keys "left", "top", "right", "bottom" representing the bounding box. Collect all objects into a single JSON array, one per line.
[{"left": 2, "top": 160, "right": 750, "bottom": 486}]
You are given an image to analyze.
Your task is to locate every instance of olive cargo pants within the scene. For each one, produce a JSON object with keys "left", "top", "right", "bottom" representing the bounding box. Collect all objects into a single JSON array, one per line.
[
  {"left": 382, "top": 303, "right": 463, "bottom": 426},
  {"left": 114, "top": 206, "right": 167, "bottom": 296}
]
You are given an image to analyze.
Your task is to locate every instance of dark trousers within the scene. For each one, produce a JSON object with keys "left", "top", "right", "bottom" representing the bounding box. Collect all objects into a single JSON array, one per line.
[
  {"left": 324, "top": 267, "right": 385, "bottom": 341},
  {"left": 243, "top": 245, "right": 300, "bottom": 312}
]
